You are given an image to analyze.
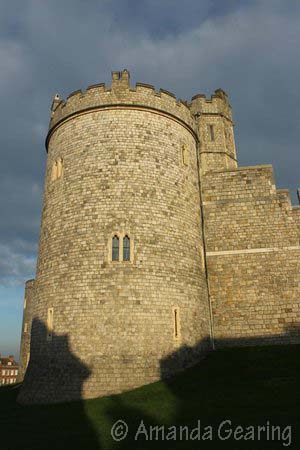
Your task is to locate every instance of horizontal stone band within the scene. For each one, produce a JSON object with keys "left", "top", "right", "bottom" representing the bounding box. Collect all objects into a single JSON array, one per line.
[{"left": 206, "top": 246, "right": 300, "bottom": 257}]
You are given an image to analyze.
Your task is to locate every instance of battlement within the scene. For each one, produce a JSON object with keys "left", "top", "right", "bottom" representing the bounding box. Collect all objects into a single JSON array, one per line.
[
  {"left": 47, "top": 70, "right": 235, "bottom": 149},
  {"left": 190, "top": 88, "right": 233, "bottom": 122},
  {"left": 47, "top": 70, "right": 197, "bottom": 149},
  {"left": 111, "top": 69, "right": 130, "bottom": 90}
]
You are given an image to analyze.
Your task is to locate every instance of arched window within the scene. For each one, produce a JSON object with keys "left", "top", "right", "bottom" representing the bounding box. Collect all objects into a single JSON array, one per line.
[
  {"left": 123, "top": 235, "right": 130, "bottom": 261},
  {"left": 112, "top": 235, "right": 120, "bottom": 261}
]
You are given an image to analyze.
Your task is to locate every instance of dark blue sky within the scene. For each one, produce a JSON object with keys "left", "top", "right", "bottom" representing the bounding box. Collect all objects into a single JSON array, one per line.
[{"left": 0, "top": 0, "right": 300, "bottom": 358}]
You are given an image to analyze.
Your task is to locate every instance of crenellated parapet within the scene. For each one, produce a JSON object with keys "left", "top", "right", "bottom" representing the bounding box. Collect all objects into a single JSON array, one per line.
[
  {"left": 190, "top": 89, "right": 233, "bottom": 122},
  {"left": 47, "top": 70, "right": 197, "bottom": 149},
  {"left": 47, "top": 70, "right": 237, "bottom": 160}
]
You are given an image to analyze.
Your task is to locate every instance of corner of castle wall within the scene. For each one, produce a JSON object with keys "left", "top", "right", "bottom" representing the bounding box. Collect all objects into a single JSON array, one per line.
[
  {"left": 275, "top": 189, "right": 293, "bottom": 209},
  {"left": 292, "top": 206, "right": 300, "bottom": 232}
]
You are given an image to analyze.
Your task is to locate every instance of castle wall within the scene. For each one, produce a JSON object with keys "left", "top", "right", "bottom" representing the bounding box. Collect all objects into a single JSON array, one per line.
[
  {"left": 18, "top": 81, "right": 211, "bottom": 403},
  {"left": 18, "top": 70, "right": 300, "bottom": 404},
  {"left": 202, "top": 165, "right": 300, "bottom": 345},
  {"left": 17, "top": 279, "right": 35, "bottom": 382}
]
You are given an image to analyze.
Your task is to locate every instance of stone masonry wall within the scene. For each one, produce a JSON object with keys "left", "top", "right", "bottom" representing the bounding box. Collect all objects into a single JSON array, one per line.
[{"left": 202, "top": 165, "right": 300, "bottom": 345}]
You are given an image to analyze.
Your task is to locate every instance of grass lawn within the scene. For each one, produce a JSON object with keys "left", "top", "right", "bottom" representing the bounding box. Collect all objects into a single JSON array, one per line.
[{"left": 0, "top": 344, "right": 299, "bottom": 449}]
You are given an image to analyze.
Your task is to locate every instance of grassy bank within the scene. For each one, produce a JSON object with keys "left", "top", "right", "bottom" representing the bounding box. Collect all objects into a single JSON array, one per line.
[{"left": 1, "top": 344, "right": 299, "bottom": 449}]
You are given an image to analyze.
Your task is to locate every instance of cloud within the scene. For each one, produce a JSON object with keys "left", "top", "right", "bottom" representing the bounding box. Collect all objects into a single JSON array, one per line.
[
  {"left": 0, "top": 176, "right": 41, "bottom": 287},
  {"left": 0, "top": 42, "right": 28, "bottom": 89},
  {"left": 0, "top": 0, "right": 300, "bottom": 288},
  {"left": 112, "top": 1, "right": 300, "bottom": 198},
  {"left": 0, "top": 242, "right": 36, "bottom": 287}
]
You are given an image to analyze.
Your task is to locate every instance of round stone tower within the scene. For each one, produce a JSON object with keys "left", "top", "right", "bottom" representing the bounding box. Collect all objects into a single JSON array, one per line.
[{"left": 18, "top": 70, "right": 212, "bottom": 404}]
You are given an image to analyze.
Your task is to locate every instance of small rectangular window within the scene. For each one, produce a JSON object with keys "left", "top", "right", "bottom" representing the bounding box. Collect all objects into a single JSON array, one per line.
[
  {"left": 24, "top": 298, "right": 27, "bottom": 309},
  {"left": 24, "top": 323, "right": 28, "bottom": 333},
  {"left": 208, "top": 124, "right": 215, "bottom": 141}
]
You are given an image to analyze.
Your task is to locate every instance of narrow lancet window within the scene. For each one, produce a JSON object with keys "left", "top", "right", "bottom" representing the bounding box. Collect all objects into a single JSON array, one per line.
[
  {"left": 112, "top": 235, "right": 120, "bottom": 261},
  {"left": 209, "top": 124, "right": 215, "bottom": 141},
  {"left": 174, "top": 309, "right": 178, "bottom": 338},
  {"left": 47, "top": 308, "right": 54, "bottom": 341},
  {"left": 123, "top": 235, "right": 130, "bottom": 261},
  {"left": 182, "top": 145, "right": 189, "bottom": 166},
  {"left": 51, "top": 161, "right": 58, "bottom": 181},
  {"left": 173, "top": 308, "right": 180, "bottom": 340},
  {"left": 51, "top": 158, "right": 63, "bottom": 181},
  {"left": 57, "top": 158, "right": 63, "bottom": 178}
]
